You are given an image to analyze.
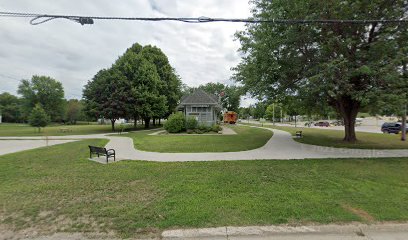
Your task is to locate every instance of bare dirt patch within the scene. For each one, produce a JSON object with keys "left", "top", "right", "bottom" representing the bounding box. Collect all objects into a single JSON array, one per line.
[{"left": 342, "top": 204, "right": 375, "bottom": 222}]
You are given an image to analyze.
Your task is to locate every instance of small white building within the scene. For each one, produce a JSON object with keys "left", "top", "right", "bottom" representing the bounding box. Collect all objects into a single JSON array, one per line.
[{"left": 177, "top": 89, "right": 221, "bottom": 125}]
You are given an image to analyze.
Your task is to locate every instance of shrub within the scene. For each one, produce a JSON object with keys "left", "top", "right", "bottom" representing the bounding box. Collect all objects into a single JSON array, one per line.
[
  {"left": 185, "top": 116, "right": 198, "bottom": 130},
  {"left": 198, "top": 124, "right": 211, "bottom": 132},
  {"left": 211, "top": 124, "right": 222, "bottom": 132},
  {"left": 194, "top": 129, "right": 204, "bottom": 134},
  {"left": 164, "top": 112, "right": 186, "bottom": 133}
]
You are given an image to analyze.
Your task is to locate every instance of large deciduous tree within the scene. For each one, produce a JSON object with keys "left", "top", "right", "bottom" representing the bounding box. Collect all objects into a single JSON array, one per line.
[
  {"left": 18, "top": 75, "right": 65, "bottom": 122},
  {"left": 84, "top": 43, "right": 182, "bottom": 129},
  {"left": 114, "top": 44, "right": 168, "bottom": 129},
  {"left": 83, "top": 68, "right": 128, "bottom": 131},
  {"left": 234, "top": 0, "right": 407, "bottom": 142},
  {"left": 0, "top": 92, "right": 22, "bottom": 123},
  {"left": 140, "top": 45, "right": 182, "bottom": 121},
  {"left": 65, "top": 99, "right": 84, "bottom": 125}
]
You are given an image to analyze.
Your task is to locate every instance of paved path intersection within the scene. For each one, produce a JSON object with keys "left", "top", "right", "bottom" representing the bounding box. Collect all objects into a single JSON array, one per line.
[{"left": 1, "top": 125, "right": 407, "bottom": 161}]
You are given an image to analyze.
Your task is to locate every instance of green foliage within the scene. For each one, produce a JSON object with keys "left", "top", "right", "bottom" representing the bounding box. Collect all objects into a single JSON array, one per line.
[
  {"left": 84, "top": 43, "right": 182, "bottom": 130},
  {"left": 252, "top": 102, "right": 266, "bottom": 119},
  {"left": 239, "top": 107, "right": 251, "bottom": 119},
  {"left": 18, "top": 75, "right": 65, "bottom": 122},
  {"left": 112, "top": 43, "right": 184, "bottom": 128},
  {"left": 211, "top": 124, "right": 222, "bottom": 132},
  {"left": 164, "top": 112, "right": 186, "bottom": 133},
  {"left": 185, "top": 116, "right": 198, "bottom": 130},
  {"left": 233, "top": 0, "right": 407, "bottom": 141},
  {"left": 28, "top": 104, "right": 50, "bottom": 131},
  {"left": 264, "top": 104, "right": 274, "bottom": 121},
  {"left": 83, "top": 68, "right": 128, "bottom": 131},
  {"left": 0, "top": 92, "right": 22, "bottom": 123},
  {"left": 197, "top": 124, "right": 211, "bottom": 132},
  {"left": 140, "top": 45, "right": 182, "bottom": 116},
  {"left": 65, "top": 99, "right": 84, "bottom": 124},
  {"left": 198, "top": 83, "right": 242, "bottom": 112}
]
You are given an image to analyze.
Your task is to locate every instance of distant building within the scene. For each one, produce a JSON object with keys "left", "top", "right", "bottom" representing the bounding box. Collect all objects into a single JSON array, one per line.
[{"left": 177, "top": 89, "right": 221, "bottom": 125}]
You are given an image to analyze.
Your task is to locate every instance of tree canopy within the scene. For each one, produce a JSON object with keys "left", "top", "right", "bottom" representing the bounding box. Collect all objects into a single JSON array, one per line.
[
  {"left": 233, "top": 0, "right": 408, "bottom": 141},
  {"left": 83, "top": 43, "right": 182, "bottom": 130},
  {"left": 198, "top": 82, "right": 242, "bottom": 112},
  {"left": 65, "top": 99, "right": 84, "bottom": 125},
  {"left": 83, "top": 68, "right": 128, "bottom": 131},
  {"left": 0, "top": 92, "right": 22, "bottom": 122},
  {"left": 18, "top": 75, "right": 65, "bottom": 122}
]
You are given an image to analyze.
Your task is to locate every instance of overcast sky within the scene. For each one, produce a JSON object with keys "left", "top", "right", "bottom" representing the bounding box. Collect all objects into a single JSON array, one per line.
[{"left": 0, "top": 0, "right": 256, "bottom": 106}]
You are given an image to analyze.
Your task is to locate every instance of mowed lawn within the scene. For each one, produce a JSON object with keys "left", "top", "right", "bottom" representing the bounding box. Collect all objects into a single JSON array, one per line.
[
  {"left": 0, "top": 123, "right": 156, "bottom": 137},
  {"left": 275, "top": 126, "right": 408, "bottom": 149},
  {"left": 1, "top": 141, "right": 408, "bottom": 238},
  {"left": 241, "top": 123, "right": 408, "bottom": 149},
  {"left": 125, "top": 125, "right": 273, "bottom": 152}
]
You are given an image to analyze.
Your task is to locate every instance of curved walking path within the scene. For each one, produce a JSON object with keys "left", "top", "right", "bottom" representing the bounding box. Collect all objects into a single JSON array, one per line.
[
  {"left": 2, "top": 126, "right": 407, "bottom": 161},
  {"left": 104, "top": 127, "right": 408, "bottom": 161}
]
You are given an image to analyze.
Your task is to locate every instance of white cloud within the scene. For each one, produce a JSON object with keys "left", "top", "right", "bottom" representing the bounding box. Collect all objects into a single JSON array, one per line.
[{"left": 0, "top": 0, "right": 251, "bottom": 105}]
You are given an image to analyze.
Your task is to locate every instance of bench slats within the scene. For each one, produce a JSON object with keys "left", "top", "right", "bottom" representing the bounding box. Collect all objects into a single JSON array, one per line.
[{"left": 89, "top": 145, "right": 115, "bottom": 163}]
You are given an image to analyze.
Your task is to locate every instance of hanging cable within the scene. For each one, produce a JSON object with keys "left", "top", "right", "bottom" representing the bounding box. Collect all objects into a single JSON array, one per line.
[{"left": 0, "top": 11, "right": 407, "bottom": 26}]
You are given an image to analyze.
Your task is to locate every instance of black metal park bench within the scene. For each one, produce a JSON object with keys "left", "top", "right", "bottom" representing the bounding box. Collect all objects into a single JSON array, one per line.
[
  {"left": 88, "top": 145, "right": 116, "bottom": 163},
  {"left": 295, "top": 131, "right": 303, "bottom": 138}
]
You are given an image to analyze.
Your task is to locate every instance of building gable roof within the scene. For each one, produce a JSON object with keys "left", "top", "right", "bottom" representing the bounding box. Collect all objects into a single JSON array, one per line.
[{"left": 180, "top": 89, "right": 219, "bottom": 105}]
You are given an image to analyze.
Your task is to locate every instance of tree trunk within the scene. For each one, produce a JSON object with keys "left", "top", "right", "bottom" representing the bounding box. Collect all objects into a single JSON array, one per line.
[
  {"left": 133, "top": 115, "right": 137, "bottom": 129},
  {"left": 159, "top": 118, "right": 161, "bottom": 125},
  {"left": 334, "top": 96, "right": 360, "bottom": 142},
  {"left": 153, "top": 118, "right": 156, "bottom": 126},
  {"left": 110, "top": 119, "right": 116, "bottom": 131},
  {"left": 144, "top": 117, "right": 150, "bottom": 129}
]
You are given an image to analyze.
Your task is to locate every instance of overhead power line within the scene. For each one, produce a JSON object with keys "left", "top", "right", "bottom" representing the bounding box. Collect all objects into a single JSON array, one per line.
[{"left": 0, "top": 11, "right": 407, "bottom": 26}]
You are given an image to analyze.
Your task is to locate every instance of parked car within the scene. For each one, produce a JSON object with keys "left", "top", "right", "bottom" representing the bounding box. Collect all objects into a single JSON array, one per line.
[
  {"left": 381, "top": 122, "right": 408, "bottom": 134},
  {"left": 314, "top": 121, "right": 330, "bottom": 127}
]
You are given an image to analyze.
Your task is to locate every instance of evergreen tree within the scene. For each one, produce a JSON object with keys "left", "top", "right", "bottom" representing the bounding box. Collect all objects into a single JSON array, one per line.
[{"left": 28, "top": 104, "right": 50, "bottom": 132}]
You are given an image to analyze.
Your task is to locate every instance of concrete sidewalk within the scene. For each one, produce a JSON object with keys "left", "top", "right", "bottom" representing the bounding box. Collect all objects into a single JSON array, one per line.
[
  {"left": 162, "top": 223, "right": 408, "bottom": 239},
  {"left": 1, "top": 126, "right": 408, "bottom": 161},
  {"left": 0, "top": 139, "right": 77, "bottom": 156}
]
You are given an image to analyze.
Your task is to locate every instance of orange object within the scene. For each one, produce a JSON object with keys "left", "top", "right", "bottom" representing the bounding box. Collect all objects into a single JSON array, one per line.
[{"left": 223, "top": 111, "right": 238, "bottom": 124}]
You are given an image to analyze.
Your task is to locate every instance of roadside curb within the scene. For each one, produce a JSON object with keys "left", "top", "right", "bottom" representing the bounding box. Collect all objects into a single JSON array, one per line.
[{"left": 161, "top": 223, "right": 408, "bottom": 239}]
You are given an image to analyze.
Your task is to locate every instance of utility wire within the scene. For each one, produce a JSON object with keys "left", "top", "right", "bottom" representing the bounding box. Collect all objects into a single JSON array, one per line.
[{"left": 0, "top": 11, "right": 408, "bottom": 26}]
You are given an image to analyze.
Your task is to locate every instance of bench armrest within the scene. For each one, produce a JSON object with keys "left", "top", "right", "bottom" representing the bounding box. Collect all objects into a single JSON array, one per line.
[{"left": 106, "top": 149, "right": 115, "bottom": 154}]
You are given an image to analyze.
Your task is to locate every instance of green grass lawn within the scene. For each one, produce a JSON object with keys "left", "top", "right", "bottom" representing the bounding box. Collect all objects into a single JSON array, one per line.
[
  {"left": 275, "top": 126, "right": 408, "bottom": 149},
  {"left": 124, "top": 125, "right": 273, "bottom": 152},
  {"left": 241, "top": 123, "right": 408, "bottom": 149},
  {"left": 0, "top": 123, "right": 159, "bottom": 137},
  {"left": 1, "top": 141, "right": 408, "bottom": 238}
]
